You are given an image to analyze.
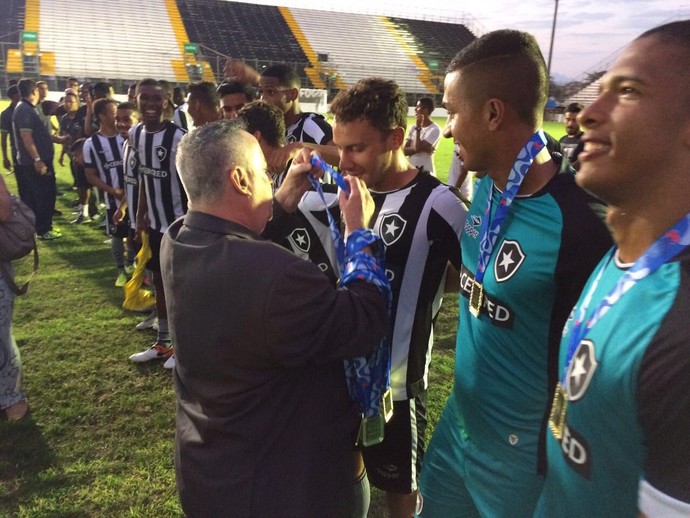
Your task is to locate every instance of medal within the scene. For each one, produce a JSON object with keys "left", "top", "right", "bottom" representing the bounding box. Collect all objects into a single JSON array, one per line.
[
  {"left": 469, "top": 280, "right": 484, "bottom": 317},
  {"left": 381, "top": 388, "right": 393, "bottom": 422},
  {"left": 471, "top": 131, "right": 547, "bottom": 320},
  {"left": 548, "top": 382, "right": 568, "bottom": 440},
  {"left": 359, "top": 414, "right": 385, "bottom": 447}
]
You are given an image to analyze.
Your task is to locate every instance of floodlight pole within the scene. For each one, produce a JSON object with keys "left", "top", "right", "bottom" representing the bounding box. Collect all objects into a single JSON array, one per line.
[{"left": 546, "top": 0, "right": 560, "bottom": 86}]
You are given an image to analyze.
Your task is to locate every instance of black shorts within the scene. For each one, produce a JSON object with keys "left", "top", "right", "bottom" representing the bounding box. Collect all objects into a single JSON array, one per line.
[
  {"left": 105, "top": 206, "right": 130, "bottom": 238},
  {"left": 72, "top": 161, "right": 90, "bottom": 189},
  {"left": 145, "top": 228, "right": 164, "bottom": 273},
  {"left": 362, "top": 391, "right": 428, "bottom": 494}
]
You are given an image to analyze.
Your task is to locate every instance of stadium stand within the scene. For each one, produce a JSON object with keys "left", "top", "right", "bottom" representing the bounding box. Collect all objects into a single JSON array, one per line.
[
  {"left": 287, "top": 8, "right": 434, "bottom": 95},
  {"left": 388, "top": 17, "right": 476, "bottom": 73},
  {"left": 565, "top": 78, "right": 602, "bottom": 107},
  {"left": 1, "top": 0, "right": 477, "bottom": 98},
  {"left": 176, "top": 0, "right": 311, "bottom": 83}
]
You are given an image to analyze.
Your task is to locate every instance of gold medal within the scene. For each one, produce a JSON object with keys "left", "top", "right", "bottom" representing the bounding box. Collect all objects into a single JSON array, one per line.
[
  {"left": 469, "top": 279, "right": 484, "bottom": 317},
  {"left": 359, "top": 414, "right": 385, "bottom": 447},
  {"left": 548, "top": 382, "right": 568, "bottom": 440},
  {"left": 381, "top": 388, "right": 394, "bottom": 423}
]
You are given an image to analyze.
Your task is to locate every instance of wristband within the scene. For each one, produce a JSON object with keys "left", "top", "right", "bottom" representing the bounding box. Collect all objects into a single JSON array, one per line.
[
  {"left": 34, "top": 157, "right": 42, "bottom": 163},
  {"left": 415, "top": 126, "right": 422, "bottom": 131}
]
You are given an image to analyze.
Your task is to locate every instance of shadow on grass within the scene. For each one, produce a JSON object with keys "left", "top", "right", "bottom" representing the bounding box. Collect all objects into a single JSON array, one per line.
[{"left": 0, "top": 414, "right": 60, "bottom": 511}]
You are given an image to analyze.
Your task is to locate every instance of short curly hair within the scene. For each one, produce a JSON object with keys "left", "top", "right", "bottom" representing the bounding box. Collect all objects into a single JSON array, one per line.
[{"left": 330, "top": 78, "right": 408, "bottom": 136}]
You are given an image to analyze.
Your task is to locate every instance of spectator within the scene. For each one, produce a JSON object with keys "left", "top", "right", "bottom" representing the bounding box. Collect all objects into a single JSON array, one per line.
[
  {"left": 404, "top": 97, "right": 441, "bottom": 176},
  {"left": 0, "top": 174, "right": 27, "bottom": 421},
  {"left": 559, "top": 102, "right": 584, "bottom": 169}
]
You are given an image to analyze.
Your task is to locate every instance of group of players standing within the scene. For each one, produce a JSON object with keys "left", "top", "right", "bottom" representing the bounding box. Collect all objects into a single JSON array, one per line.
[{"left": 3, "top": 19, "right": 690, "bottom": 518}]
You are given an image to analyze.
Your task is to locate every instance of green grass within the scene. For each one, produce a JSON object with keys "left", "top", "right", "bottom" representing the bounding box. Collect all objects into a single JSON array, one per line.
[{"left": 0, "top": 99, "right": 567, "bottom": 517}]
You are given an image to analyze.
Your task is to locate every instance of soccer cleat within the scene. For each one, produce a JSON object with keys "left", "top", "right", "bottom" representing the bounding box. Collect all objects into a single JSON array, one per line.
[
  {"left": 163, "top": 355, "right": 176, "bottom": 370},
  {"left": 135, "top": 313, "right": 158, "bottom": 331},
  {"left": 115, "top": 272, "right": 127, "bottom": 287},
  {"left": 71, "top": 214, "right": 92, "bottom": 224},
  {"left": 128, "top": 342, "right": 173, "bottom": 362},
  {"left": 38, "top": 230, "right": 62, "bottom": 240}
]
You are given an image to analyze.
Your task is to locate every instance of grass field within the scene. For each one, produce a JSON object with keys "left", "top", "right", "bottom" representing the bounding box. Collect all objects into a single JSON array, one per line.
[{"left": 0, "top": 99, "right": 566, "bottom": 517}]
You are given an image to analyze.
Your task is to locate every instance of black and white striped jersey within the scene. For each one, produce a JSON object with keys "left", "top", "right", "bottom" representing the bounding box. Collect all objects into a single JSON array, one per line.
[
  {"left": 83, "top": 132, "right": 125, "bottom": 210},
  {"left": 372, "top": 172, "right": 465, "bottom": 400},
  {"left": 122, "top": 138, "right": 139, "bottom": 231},
  {"left": 129, "top": 121, "right": 187, "bottom": 233},
  {"left": 267, "top": 170, "right": 466, "bottom": 400}
]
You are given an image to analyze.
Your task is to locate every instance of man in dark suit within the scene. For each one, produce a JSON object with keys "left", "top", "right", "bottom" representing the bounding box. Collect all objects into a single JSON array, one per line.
[{"left": 161, "top": 119, "right": 389, "bottom": 517}]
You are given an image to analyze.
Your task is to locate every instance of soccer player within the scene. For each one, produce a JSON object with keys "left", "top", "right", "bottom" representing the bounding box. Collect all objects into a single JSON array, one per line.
[
  {"left": 404, "top": 97, "right": 441, "bottom": 176},
  {"left": 536, "top": 20, "right": 690, "bottom": 517},
  {"left": 418, "top": 30, "right": 612, "bottom": 518},
  {"left": 57, "top": 89, "right": 89, "bottom": 223},
  {"left": 240, "top": 100, "right": 341, "bottom": 286},
  {"left": 114, "top": 102, "right": 154, "bottom": 331},
  {"left": 83, "top": 98, "right": 131, "bottom": 286},
  {"left": 259, "top": 64, "right": 333, "bottom": 146},
  {"left": 128, "top": 79, "right": 187, "bottom": 369},
  {"left": 275, "top": 78, "right": 467, "bottom": 518},
  {"left": 218, "top": 81, "right": 254, "bottom": 120},
  {"left": 185, "top": 81, "right": 219, "bottom": 127},
  {"left": 559, "top": 102, "right": 584, "bottom": 168}
]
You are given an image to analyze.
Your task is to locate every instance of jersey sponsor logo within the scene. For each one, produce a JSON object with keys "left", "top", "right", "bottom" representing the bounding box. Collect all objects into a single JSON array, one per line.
[
  {"left": 103, "top": 159, "right": 123, "bottom": 169},
  {"left": 565, "top": 339, "right": 598, "bottom": 402},
  {"left": 459, "top": 264, "right": 515, "bottom": 328},
  {"left": 154, "top": 145, "right": 167, "bottom": 162},
  {"left": 317, "top": 263, "right": 329, "bottom": 272},
  {"left": 288, "top": 228, "right": 310, "bottom": 253},
  {"left": 385, "top": 269, "right": 395, "bottom": 281},
  {"left": 494, "top": 240, "right": 526, "bottom": 282},
  {"left": 139, "top": 166, "right": 168, "bottom": 178},
  {"left": 380, "top": 213, "right": 407, "bottom": 247},
  {"left": 560, "top": 424, "right": 592, "bottom": 479},
  {"left": 463, "top": 214, "right": 482, "bottom": 239}
]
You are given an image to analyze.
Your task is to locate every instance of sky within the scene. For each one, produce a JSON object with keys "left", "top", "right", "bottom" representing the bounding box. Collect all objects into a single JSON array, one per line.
[{"left": 238, "top": 0, "right": 689, "bottom": 81}]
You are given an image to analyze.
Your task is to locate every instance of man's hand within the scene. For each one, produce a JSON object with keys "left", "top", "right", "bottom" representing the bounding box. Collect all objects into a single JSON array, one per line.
[
  {"left": 112, "top": 188, "right": 125, "bottom": 201},
  {"left": 266, "top": 142, "right": 300, "bottom": 175},
  {"left": 340, "top": 175, "right": 374, "bottom": 235},
  {"left": 33, "top": 159, "right": 48, "bottom": 175},
  {"left": 415, "top": 114, "right": 424, "bottom": 127},
  {"left": 113, "top": 206, "right": 125, "bottom": 225},
  {"left": 273, "top": 148, "right": 323, "bottom": 213}
]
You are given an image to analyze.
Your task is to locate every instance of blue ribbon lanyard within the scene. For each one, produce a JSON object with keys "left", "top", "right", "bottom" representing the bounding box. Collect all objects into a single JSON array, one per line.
[
  {"left": 561, "top": 212, "right": 690, "bottom": 386},
  {"left": 307, "top": 155, "right": 392, "bottom": 420},
  {"left": 474, "top": 130, "right": 547, "bottom": 285}
]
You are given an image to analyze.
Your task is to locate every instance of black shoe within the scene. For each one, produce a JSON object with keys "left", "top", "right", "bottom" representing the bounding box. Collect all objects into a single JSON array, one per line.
[{"left": 53, "top": 209, "right": 63, "bottom": 216}]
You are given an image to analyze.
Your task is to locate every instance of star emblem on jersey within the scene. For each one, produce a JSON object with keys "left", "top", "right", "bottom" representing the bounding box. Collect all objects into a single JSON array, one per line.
[
  {"left": 493, "top": 240, "right": 526, "bottom": 282},
  {"left": 128, "top": 155, "right": 137, "bottom": 169},
  {"left": 155, "top": 145, "right": 167, "bottom": 162},
  {"left": 380, "top": 213, "right": 407, "bottom": 247},
  {"left": 566, "top": 339, "right": 598, "bottom": 402},
  {"left": 288, "top": 228, "right": 310, "bottom": 253}
]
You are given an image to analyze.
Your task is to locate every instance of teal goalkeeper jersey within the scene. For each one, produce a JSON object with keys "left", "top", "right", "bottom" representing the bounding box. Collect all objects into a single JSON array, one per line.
[
  {"left": 449, "top": 171, "right": 611, "bottom": 472},
  {"left": 537, "top": 247, "right": 690, "bottom": 517}
]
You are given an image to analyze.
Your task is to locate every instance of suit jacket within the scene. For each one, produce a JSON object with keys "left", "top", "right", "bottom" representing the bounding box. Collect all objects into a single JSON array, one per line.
[{"left": 161, "top": 211, "right": 388, "bottom": 517}]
